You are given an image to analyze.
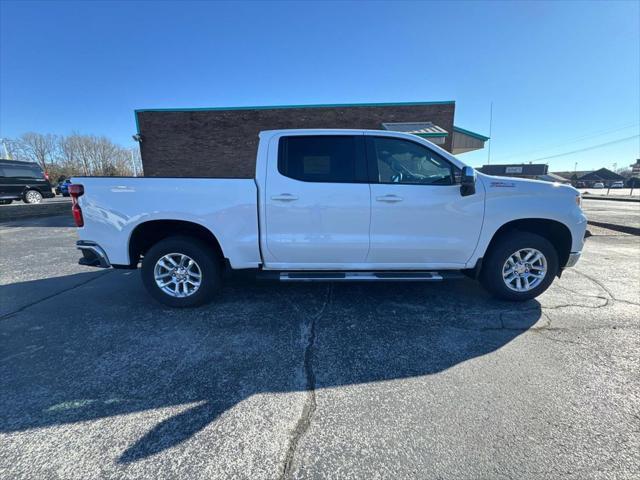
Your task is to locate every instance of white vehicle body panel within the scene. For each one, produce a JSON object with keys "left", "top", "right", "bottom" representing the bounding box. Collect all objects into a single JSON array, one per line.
[
  {"left": 262, "top": 131, "right": 371, "bottom": 266},
  {"left": 468, "top": 173, "right": 587, "bottom": 265},
  {"left": 74, "top": 128, "right": 587, "bottom": 273},
  {"left": 73, "top": 177, "right": 260, "bottom": 269},
  {"left": 367, "top": 181, "right": 485, "bottom": 267}
]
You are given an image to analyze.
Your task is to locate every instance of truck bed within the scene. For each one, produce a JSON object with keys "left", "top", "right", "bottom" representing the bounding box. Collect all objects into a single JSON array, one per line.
[{"left": 72, "top": 177, "right": 260, "bottom": 268}]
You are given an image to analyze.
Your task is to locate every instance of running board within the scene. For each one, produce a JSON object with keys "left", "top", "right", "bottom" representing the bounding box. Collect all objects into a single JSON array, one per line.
[{"left": 277, "top": 271, "right": 450, "bottom": 282}]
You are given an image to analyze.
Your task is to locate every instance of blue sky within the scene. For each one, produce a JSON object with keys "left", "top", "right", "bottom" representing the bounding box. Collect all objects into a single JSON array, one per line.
[{"left": 1, "top": 0, "right": 638, "bottom": 171}]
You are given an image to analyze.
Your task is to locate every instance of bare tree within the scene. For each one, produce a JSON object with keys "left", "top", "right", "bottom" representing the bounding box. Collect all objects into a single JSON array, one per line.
[
  {"left": 19, "top": 132, "right": 59, "bottom": 172},
  {"left": 59, "top": 135, "right": 81, "bottom": 173},
  {"left": 94, "top": 136, "right": 120, "bottom": 175},
  {"left": 4, "top": 132, "right": 143, "bottom": 178},
  {"left": 1, "top": 138, "right": 27, "bottom": 161},
  {"left": 74, "top": 134, "right": 97, "bottom": 175},
  {"left": 615, "top": 167, "right": 632, "bottom": 179}
]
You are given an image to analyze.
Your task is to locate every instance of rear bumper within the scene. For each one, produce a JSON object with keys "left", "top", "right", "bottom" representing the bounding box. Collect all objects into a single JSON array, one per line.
[{"left": 77, "top": 241, "right": 111, "bottom": 268}]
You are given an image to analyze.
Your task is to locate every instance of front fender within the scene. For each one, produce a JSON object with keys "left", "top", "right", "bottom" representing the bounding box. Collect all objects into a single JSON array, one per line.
[{"left": 467, "top": 175, "right": 586, "bottom": 267}]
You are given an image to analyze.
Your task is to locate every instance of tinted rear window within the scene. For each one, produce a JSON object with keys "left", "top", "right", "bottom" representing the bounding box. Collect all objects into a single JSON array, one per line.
[
  {"left": 278, "top": 136, "right": 358, "bottom": 183},
  {"left": 0, "top": 165, "right": 43, "bottom": 178}
]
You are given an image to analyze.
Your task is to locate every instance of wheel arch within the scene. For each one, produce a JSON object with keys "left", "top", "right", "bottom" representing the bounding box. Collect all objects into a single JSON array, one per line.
[
  {"left": 23, "top": 186, "right": 44, "bottom": 195},
  {"left": 127, "top": 219, "right": 225, "bottom": 268},
  {"left": 484, "top": 218, "right": 573, "bottom": 269}
]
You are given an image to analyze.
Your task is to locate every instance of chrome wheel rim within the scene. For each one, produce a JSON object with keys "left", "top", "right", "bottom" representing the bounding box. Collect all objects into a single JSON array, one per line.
[
  {"left": 154, "top": 253, "right": 202, "bottom": 298},
  {"left": 502, "top": 248, "right": 547, "bottom": 292},
  {"left": 26, "top": 191, "right": 42, "bottom": 203}
]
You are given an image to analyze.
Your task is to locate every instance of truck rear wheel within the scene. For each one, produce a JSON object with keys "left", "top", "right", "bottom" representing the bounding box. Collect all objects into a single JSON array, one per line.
[
  {"left": 141, "top": 236, "right": 221, "bottom": 307},
  {"left": 480, "top": 231, "right": 558, "bottom": 301}
]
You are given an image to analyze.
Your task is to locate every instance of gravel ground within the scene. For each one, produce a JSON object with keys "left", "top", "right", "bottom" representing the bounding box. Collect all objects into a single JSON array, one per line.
[{"left": 0, "top": 216, "right": 638, "bottom": 479}]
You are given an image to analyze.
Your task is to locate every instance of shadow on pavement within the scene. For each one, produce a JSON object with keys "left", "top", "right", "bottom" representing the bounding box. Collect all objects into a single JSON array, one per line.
[
  {"left": 0, "top": 271, "right": 108, "bottom": 317},
  {"left": 0, "top": 271, "right": 541, "bottom": 463},
  {"left": 0, "top": 214, "right": 75, "bottom": 228}
]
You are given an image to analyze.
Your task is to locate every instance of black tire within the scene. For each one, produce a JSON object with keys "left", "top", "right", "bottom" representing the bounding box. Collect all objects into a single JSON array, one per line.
[
  {"left": 0, "top": 199, "right": 12, "bottom": 205},
  {"left": 480, "top": 231, "right": 559, "bottom": 301},
  {"left": 141, "top": 236, "right": 221, "bottom": 307},
  {"left": 23, "top": 189, "right": 43, "bottom": 204}
]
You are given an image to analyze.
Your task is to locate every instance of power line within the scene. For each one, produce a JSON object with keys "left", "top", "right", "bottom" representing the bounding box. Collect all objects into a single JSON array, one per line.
[
  {"left": 495, "top": 122, "right": 639, "bottom": 162},
  {"left": 527, "top": 135, "right": 639, "bottom": 163}
]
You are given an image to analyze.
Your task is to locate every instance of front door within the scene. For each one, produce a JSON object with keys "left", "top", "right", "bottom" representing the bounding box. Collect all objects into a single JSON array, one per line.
[
  {"left": 264, "top": 134, "right": 371, "bottom": 269},
  {"left": 365, "top": 135, "right": 484, "bottom": 268}
]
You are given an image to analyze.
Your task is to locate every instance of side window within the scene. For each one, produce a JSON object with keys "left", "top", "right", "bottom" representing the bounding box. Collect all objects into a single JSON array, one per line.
[
  {"left": 278, "top": 135, "right": 363, "bottom": 183},
  {"left": 1, "top": 166, "right": 41, "bottom": 178},
  {"left": 370, "top": 137, "right": 456, "bottom": 186}
]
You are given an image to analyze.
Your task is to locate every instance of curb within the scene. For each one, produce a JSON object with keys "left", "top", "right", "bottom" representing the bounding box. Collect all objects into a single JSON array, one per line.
[
  {"left": 0, "top": 201, "right": 72, "bottom": 222},
  {"left": 582, "top": 195, "right": 640, "bottom": 203}
]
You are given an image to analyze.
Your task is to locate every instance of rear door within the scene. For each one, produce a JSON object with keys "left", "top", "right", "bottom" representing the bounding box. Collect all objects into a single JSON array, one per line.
[
  {"left": 365, "top": 135, "right": 484, "bottom": 267},
  {"left": 263, "top": 133, "right": 370, "bottom": 268}
]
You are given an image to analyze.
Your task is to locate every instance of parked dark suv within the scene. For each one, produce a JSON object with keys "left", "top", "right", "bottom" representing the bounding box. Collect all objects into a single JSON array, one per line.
[{"left": 0, "top": 159, "right": 55, "bottom": 204}]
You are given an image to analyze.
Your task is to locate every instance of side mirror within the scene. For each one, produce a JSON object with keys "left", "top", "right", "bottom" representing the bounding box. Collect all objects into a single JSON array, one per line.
[{"left": 460, "top": 166, "right": 476, "bottom": 196}]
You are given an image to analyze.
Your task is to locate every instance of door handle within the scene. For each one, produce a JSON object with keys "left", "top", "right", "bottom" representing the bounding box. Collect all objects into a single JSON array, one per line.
[
  {"left": 376, "top": 194, "right": 403, "bottom": 203},
  {"left": 271, "top": 193, "right": 299, "bottom": 201}
]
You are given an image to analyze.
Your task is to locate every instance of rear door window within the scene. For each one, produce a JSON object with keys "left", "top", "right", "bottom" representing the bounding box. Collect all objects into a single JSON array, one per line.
[{"left": 278, "top": 135, "right": 366, "bottom": 183}]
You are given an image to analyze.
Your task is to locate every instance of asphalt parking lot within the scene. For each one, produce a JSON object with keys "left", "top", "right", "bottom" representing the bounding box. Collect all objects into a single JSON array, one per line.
[
  {"left": 1, "top": 214, "right": 639, "bottom": 479},
  {"left": 583, "top": 198, "right": 640, "bottom": 232}
]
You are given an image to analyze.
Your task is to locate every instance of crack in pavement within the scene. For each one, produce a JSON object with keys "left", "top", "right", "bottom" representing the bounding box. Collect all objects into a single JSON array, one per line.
[
  {"left": 571, "top": 268, "right": 640, "bottom": 306},
  {"left": 0, "top": 270, "right": 113, "bottom": 321},
  {"left": 548, "top": 268, "right": 640, "bottom": 310},
  {"left": 542, "top": 301, "right": 609, "bottom": 310},
  {"left": 280, "top": 284, "right": 332, "bottom": 480}
]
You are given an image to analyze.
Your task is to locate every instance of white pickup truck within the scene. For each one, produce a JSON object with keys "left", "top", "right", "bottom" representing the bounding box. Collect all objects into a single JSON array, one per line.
[{"left": 71, "top": 129, "right": 587, "bottom": 307}]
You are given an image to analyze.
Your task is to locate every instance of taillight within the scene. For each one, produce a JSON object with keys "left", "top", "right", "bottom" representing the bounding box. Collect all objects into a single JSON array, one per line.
[
  {"left": 44, "top": 172, "right": 50, "bottom": 181},
  {"left": 69, "top": 184, "right": 85, "bottom": 227}
]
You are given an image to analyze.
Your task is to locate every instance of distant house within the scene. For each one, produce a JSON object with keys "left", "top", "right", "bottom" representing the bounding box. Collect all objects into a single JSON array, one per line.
[{"left": 552, "top": 168, "right": 624, "bottom": 187}]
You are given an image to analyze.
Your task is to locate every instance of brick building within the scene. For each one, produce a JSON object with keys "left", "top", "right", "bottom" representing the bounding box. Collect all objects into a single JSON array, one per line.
[{"left": 134, "top": 101, "right": 489, "bottom": 178}]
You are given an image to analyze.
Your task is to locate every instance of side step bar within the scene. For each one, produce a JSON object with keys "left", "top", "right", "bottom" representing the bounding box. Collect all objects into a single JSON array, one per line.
[{"left": 277, "top": 271, "right": 458, "bottom": 282}]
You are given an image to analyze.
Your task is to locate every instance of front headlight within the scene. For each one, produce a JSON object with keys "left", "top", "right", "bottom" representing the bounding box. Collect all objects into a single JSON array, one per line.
[{"left": 576, "top": 194, "right": 582, "bottom": 208}]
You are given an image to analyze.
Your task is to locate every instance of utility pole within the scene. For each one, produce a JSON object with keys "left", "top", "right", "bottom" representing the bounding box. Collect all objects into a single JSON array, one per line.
[
  {"left": 487, "top": 102, "right": 493, "bottom": 165},
  {"left": 130, "top": 148, "right": 138, "bottom": 177},
  {"left": 1, "top": 138, "right": 12, "bottom": 160}
]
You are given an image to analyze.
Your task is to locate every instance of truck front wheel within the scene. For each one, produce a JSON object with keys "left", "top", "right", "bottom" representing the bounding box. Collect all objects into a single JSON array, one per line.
[
  {"left": 480, "top": 231, "right": 559, "bottom": 301},
  {"left": 141, "top": 236, "right": 221, "bottom": 307}
]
